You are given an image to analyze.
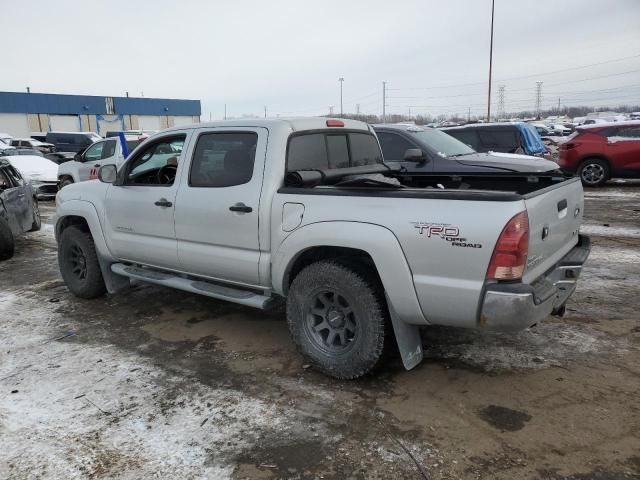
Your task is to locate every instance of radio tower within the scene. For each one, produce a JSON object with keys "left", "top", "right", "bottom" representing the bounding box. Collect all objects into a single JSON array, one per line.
[
  {"left": 535, "top": 82, "right": 543, "bottom": 119},
  {"left": 497, "top": 85, "right": 505, "bottom": 119}
]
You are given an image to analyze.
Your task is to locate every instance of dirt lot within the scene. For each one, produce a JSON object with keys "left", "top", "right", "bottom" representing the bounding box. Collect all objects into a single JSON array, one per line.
[{"left": 1, "top": 181, "right": 639, "bottom": 480}]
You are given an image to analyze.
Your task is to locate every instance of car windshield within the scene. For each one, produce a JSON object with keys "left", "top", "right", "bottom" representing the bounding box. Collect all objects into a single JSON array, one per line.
[{"left": 408, "top": 128, "right": 475, "bottom": 157}]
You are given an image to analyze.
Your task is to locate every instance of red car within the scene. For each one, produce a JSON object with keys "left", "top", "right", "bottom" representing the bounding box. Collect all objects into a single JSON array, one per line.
[{"left": 558, "top": 121, "right": 640, "bottom": 186}]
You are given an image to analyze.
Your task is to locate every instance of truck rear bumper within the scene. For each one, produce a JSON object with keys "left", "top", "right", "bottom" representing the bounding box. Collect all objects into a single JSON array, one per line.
[{"left": 479, "top": 235, "right": 591, "bottom": 331}]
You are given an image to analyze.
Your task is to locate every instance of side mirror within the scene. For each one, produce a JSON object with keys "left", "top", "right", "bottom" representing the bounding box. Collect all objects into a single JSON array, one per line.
[
  {"left": 74, "top": 152, "right": 84, "bottom": 162},
  {"left": 404, "top": 148, "right": 426, "bottom": 163},
  {"left": 98, "top": 164, "right": 117, "bottom": 184}
]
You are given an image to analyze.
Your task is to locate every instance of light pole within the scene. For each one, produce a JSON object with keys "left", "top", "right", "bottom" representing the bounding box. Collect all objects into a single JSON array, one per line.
[
  {"left": 338, "top": 77, "right": 344, "bottom": 117},
  {"left": 487, "top": 0, "right": 495, "bottom": 122}
]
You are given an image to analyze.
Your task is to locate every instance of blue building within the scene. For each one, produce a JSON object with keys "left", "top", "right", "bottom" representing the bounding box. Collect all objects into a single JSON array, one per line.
[{"left": 0, "top": 91, "right": 201, "bottom": 137}]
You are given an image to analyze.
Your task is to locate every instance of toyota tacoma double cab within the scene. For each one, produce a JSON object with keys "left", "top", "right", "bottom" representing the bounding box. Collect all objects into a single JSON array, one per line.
[{"left": 55, "top": 118, "right": 590, "bottom": 379}]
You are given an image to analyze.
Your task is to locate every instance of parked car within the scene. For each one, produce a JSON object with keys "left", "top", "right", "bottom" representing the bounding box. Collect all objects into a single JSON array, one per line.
[
  {"left": 0, "top": 133, "right": 13, "bottom": 145},
  {"left": 9, "top": 138, "right": 55, "bottom": 153},
  {"left": 58, "top": 135, "right": 145, "bottom": 188},
  {"left": 45, "top": 131, "right": 101, "bottom": 153},
  {"left": 630, "top": 112, "right": 640, "bottom": 120},
  {"left": 0, "top": 157, "right": 41, "bottom": 260},
  {"left": 373, "top": 124, "right": 559, "bottom": 174},
  {"left": 532, "top": 124, "right": 554, "bottom": 138},
  {"left": 442, "top": 122, "right": 547, "bottom": 157},
  {"left": 558, "top": 120, "right": 640, "bottom": 186},
  {"left": 0, "top": 140, "right": 15, "bottom": 152},
  {"left": 55, "top": 118, "right": 589, "bottom": 379},
  {"left": 550, "top": 124, "right": 572, "bottom": 136},
  {"left": 4, "top": 154, "right": 59, "bottom": 199}
]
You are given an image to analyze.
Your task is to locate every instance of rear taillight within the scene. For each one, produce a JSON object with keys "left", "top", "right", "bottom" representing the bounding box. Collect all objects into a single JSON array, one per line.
[{"left": 487, "top": 211, "right": 529, "bottom": 280}]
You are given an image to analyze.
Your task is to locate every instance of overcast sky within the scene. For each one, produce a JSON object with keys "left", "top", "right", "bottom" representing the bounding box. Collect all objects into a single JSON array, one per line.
[{"left": 3, "top": 0, "right": 640, "bottom": 119}]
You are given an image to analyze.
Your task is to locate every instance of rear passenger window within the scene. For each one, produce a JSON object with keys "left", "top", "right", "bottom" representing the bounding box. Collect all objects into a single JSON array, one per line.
[
  {"left": 190, "top": 132, "right": 258, "bottom": 187},
  {"left": 617, "top": 127, "right": 640, "bottom": 138}
]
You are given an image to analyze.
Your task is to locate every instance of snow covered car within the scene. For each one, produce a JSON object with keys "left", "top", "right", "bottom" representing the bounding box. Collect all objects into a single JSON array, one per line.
[
  {"left": 4, "top": 154, "right": 59, "bottom": 199},
  {"left": 10, "top": 138, "right": 55, "bottom": 153},
  {"left": 0, "top": 157, "right": 41, "bottom": 260},
  {"left": 442, "top": 122, "right": 548, "bottom": 157}
]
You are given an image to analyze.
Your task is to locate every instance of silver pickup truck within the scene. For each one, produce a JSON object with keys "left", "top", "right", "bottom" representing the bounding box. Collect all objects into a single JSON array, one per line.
[{"left": 55, "top": 118, "right": 590, "bottom": 379}]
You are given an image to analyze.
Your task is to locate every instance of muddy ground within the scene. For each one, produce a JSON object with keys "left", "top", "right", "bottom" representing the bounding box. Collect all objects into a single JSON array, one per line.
[{"left": 1, "top": 181, "right": 639, "bottom": 480}]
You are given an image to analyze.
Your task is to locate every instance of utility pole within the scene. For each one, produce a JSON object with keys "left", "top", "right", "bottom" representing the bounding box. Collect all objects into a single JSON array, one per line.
[
  {"left": 382, "top": 81, "right": 387, "bottom": 123},
  {"left": 224, "top": 103, "right": 227, "bottom": 120},
  {"left": 557, "top": 97, "right": 561, "bottom": 112},
  {"left": 264, "top": 105, "right": 267, "bottom": 118},
  {"left": 209, "top": 112, "right": 212, "bottom": 121},
  {"left": 338, "top": 77, "right": 344, "bottom": 117},
  {"left": 468, "top": 107, "right": 471, "bottom": 122},
  {"left": 497, "top": 85, "right": 505, "bottom": 119},
  {"left": 329, "top": 105, "right": 334, "bottom": 116},
  {"left": 535, "top": 82, "right": 543, "bottom": 119},
  {"left": 487, "top": 0, "right": 495, "bottom": 122},
  {"left": 26, "top": 86, "right": 30, "bottom": 93},
  {"left": 356, "top": 103, "right": 360, "bottom": 115}
]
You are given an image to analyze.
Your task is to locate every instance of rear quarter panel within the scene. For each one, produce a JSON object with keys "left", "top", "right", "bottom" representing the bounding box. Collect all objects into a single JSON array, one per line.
[{"left": 271, "top": 191, "right": 525, "bottom": 328}]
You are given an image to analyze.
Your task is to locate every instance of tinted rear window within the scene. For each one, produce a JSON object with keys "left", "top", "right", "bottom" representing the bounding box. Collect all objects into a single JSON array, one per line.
[{"left": 287, "top": 131, "right": 382, "bottom": 172}]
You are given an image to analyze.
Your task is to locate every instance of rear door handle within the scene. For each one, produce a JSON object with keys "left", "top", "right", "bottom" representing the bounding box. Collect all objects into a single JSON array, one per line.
[
  {"left": 229, "top": 203, "right": 252, "bottom": 213},
  {"left": 154, "top": 199, "right": 173, "bottom": 208}
]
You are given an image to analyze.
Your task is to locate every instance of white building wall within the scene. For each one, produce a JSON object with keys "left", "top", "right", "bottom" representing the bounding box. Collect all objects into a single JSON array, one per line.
[
  {"left": 49, "top": 115, "right": 81, "bottom": 132},
  {"left": 0, "top": 113, "right": 30, "bottom": 137},
  {"left": 138, "top": 116, "right": 162, "bottom": 131}
]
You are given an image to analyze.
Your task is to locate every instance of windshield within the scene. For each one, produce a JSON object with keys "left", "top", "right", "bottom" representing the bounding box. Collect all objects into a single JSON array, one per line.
[{"left": 408, "top": 128, "right": 475, "bottom": 157}]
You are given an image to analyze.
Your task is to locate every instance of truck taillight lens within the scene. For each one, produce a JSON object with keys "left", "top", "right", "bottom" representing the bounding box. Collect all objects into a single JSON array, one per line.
[{"left": 487, "top": 211, "right": 529, "bottom": 280}]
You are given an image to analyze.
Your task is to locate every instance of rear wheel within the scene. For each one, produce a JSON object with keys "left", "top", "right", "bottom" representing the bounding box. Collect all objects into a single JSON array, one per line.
[
  {"left": 29, "top": 198, "right": 41, "bottom": 232},
  {"left": 0, "top": 217, "right": 15, "bottom": 261},
  {"left": 58, "top": 226, "right": 106, "bottom": 298},
  {"left": 578, "top": 158, "right": 609, "bottom": 187},
  {"left": 286, "top": 260, "right": 388, "bottom": 379},
  {"left": 59, "top": 177, "right": 74, "bottom": 189}
]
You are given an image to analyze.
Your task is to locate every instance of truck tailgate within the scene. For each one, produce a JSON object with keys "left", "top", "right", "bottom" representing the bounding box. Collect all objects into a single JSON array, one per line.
[{"left": 522, "top": 177, "right": 584, "bottom": 284}]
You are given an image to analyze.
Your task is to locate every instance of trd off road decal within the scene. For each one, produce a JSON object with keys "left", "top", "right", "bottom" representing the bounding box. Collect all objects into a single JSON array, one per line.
[
  {"left": 89, "top": 167, "right": 99, "bottom": 180},
  {"left": 413, "top": 222, "right": 482, "bottom": 249}
]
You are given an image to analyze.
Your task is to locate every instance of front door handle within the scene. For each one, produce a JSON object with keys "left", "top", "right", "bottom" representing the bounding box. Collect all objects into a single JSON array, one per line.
[
  {"left": 229, "top": 203, "right": 252, "bottom": 213},
  {"left": 154, "top": 199, "right": 173, "bottom": 208},
  {"left": 94, "top": 163, "right": 101, "bottom": 168}
]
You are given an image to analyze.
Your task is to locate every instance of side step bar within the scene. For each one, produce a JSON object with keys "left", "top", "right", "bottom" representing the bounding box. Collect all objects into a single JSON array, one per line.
[{"left": 110, "top": 263, "right": 276, "bottom": 310}]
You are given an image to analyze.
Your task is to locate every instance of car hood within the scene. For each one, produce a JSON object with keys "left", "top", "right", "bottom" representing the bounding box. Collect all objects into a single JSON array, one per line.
[
  {"left": 453, "top": 152, "right": 559, "bottom": 172},
  {"left": 5, "top": 155, "right": 59, "bottom": 182}
]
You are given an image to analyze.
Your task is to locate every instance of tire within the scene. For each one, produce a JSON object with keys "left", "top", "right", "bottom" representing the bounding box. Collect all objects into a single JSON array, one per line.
[
  {"left": 29, "top": 198, "right": 41, "bottom": 232},
  {"left": 286, "top": 260, "right": 388, "bottom": 379},
  {"left": 578, "top": 158, "right": 609, "bottom": 187},
  {"left": 58, "top": 226, "right": 106, "bottom": 299},
  {"left": 0, "top": 217, "right": 15, "bottom": 261},
  {"left": 59, "top": 177, "right": 74, "bottom": 189}
]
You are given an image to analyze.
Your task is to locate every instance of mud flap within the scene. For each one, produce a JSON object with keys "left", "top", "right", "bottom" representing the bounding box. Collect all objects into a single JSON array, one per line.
[
  {"left": 98, "top": 257, "right": 130, "bottom": 294},
  {"left": 386, "top": 296, "right": 423, "bottom": 370}
]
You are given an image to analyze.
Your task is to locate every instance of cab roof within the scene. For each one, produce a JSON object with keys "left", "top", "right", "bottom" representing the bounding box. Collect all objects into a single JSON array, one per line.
[{"left": 162, "top": 117, "right": 371, "bottom": 134}]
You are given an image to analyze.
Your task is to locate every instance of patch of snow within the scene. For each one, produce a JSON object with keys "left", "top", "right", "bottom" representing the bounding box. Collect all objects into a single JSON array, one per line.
[
  {"left": 607, "top": 136, "right": 640, "bottom": 144},
  {"left": 580, "top": 223, "right": 640, "bottom": 238}
]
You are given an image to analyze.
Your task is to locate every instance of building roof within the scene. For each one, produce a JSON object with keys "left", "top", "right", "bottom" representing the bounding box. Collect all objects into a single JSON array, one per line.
[{"left": 0, "top": 91, "right": 201, "bottom": 116}]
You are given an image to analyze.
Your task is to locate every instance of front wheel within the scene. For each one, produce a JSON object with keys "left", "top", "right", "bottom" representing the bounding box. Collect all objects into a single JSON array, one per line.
[
  {"left": 578, "top": 158, "right": 609, "bottom": 187},
  {"left": 286, "top": 260, "right": 388, "bottom": 379},
  {"left": 58, "top": 226, "right": 106, "bottom": 298}
]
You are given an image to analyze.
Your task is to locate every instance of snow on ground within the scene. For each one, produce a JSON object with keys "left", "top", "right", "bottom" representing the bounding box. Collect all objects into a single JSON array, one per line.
[
  {"left": 0, "top": 290, "right": 306, "bottom": 479},
  {"left": 580, "top": 223, "right": 640, "bottom": 238}
]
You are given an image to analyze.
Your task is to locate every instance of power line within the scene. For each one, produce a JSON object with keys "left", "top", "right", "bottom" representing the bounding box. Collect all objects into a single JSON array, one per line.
[{"left": 387, "top": 54, "right": 640, "bottom": 91}]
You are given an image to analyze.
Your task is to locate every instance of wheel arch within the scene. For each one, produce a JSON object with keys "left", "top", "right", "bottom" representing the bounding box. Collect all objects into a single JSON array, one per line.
[{"left": 273, "top": 221, "right": 427, "bottom": 326}]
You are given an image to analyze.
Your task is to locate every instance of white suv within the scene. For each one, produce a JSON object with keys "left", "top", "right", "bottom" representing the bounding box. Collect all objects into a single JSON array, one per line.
[{"left": 57, "top": 135, "right": 145, "bottom": 188}]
